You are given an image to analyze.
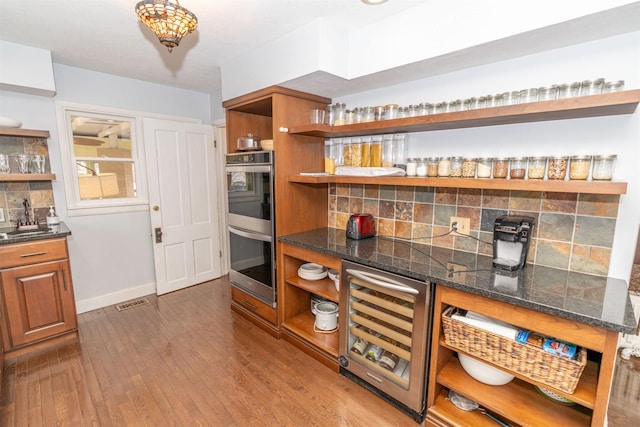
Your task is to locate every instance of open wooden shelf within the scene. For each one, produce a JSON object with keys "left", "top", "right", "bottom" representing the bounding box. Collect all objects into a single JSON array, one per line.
[
  {"left": 0, "top": 173, "right": 56, "bottom": 182},
  {"left": 0, "top": 127, "right": 50, "bottom": 139},
  {"left": 287, "top": 90, "right": 640, "bottom": 138},
  {"left": 281, "top": 311, "right": 339, "bottom": 357},
  {"left": 436, "top": 357, "right": 592, "bottom": 427},
  {"left": 289, "top": 174, "right": 627, "bottom": 194},
  {"left": 286, "top": 275, "right": 339, "bottom": 303},
  {"left": 427, "top": 389, "right": 512, "bottom": 427}
]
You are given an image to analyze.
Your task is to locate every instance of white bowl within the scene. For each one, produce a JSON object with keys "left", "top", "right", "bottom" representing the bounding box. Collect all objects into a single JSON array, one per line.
[
  {"left": 300, "top": 263, "right": 325, "bottom": 273},
  {"left": 458, "top": 353, "right": 514, "bottom": 386},
  {"left": 298, "top": 267, "right": 328, "bottom": 281}
]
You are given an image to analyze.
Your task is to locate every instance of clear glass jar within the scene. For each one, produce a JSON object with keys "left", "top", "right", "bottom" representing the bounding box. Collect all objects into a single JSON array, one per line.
[
  {"left": 569, "top": 155, "right": 592, "bottom": 180},
  {"left": 603, "top": 80, "right": 625, "bottom": 93},
  {"left": 527, "top": 156, "right": 547, "bottom": 179},
  {"left": 484, "top": 94, "right": 494, "bottom": 108},
  {"left": 591, "top": 154, "right": 616, "bottom": 180},
  {"left": 580, "top": 80, "right": 595, "bottom": 96},
  {"left": 461, "top": 158, "right": 477, "bottom": 178},
  {"left": 361, "top": 106, "right": 375, "bottom": 122},
  {"left": 593, "top": 78, "right": 605, "bottom": 94},
  {"left": 352, "top": 107, "right": 363, "bottom": 124},
  {"left": 333, "top": 102, "right": 346, "bottom": 125},
  {"left": 350, "top": 137, "right": 362, "bottom": 167},
  {"left": 382, "top": 135, "right": 394, "bottom": 167},
  {"left": 509, "top": 157, "right": 527, "bottom": 179},
  {"left": 435, "top": 102, "right": 447, "bottom": 114},
  {"left": 504, "top": 91, "right": 520, "bottom": 105},
  {"left": 406, "top": 158, "right": 418, "bottom": 176},
  {"left": 556, "top": 83, "right": 570, "bottom": 99},
  {"left": 537, "top": 86, "right": 551, "bottom": 101},
  {"left": 448, "top": 99, "right": 462, "bottom": 112},
  {"left": 477, "top": 158, "right": 492, "bottom": 178},
  {"left": 547, "top": 156, "right": 569, "bottom": 180},
  {"left": 438, "top": 157, "right": 451, "bottom": 177},
  {"left": 408, "top": 105, "right": 419, "bottom": 117},
  {"left": 493, "top": 93, "right": 504, "bottom": 107},
  {"left": 392, "top": 134, "right": 408, "bottom": 170},
  {"left": 426, "top": 157, "right": 440, "bottom": 177},
  {"left": 398, "top": 106, "right": 409, "bottom": 118},
  {"left": 419, "top": 103, "right": 435, "bottom": 115},
  {"left": 450, "top": 157, "right": 463, "bottom": 177},
  {"left": 384, "top": 104, "right": 399, "bottom": 120},
  {"left": 360, "top": 136, "right": 372, "bottom": 167},
  {"left": 492, "top": 157, "right": 509, "bottom": 179},
  {"left": 416, "top": 158, "right": 428, "bottom": 177},
  {"left": 477, "top": 96, "right": 487, "bottom": 109},
  {"left": 569, "top": 82, "right": 581, "bottom": 97},
  {"left": 341, "top": 138, "right": 352, "bottom": 166},
  {"left": 374, "top": 106, "right": 385, "bottom": 121},
  {"left": 548, "top": 84, "right": 559, "bottom": 100},
  {"left": 325, "top": 104, "right": 335, "bottom": 125},
  {"left": 520, "top": 88, "right": 538, "bottom": 103},
  {"left": 324, "top": 140, "right": 336, "bottom": 174},
  {"left": 345, "top": 109, "right": 354, "bottom": 125},
  {"left": 333, "top": 138, "right": 343, "bottom": 166},
  {"left": 370, "top": 136, "right": 383, "bottom": 167}
]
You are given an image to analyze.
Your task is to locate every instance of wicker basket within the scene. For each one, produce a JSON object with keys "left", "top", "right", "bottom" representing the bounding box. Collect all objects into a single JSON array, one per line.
[{"left": 441, "top": 306, "right": 587, "bottom": 394}]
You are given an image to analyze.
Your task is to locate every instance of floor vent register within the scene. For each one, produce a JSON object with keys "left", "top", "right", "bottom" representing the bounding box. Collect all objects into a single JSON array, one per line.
[{"left": 115, "top": 298, "right": 149, "bottom": 312}]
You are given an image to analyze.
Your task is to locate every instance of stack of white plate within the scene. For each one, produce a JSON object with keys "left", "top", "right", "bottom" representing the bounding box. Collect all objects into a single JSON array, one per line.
[{"left": 298, "top": 263, "right": 328, "bottom": 280}]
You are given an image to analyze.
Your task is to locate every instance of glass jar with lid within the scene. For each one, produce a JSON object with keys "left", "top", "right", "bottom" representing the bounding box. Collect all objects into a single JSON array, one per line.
[
  {"left": 477, "top": 158, "right": 492, "bottom": 178},
  {"left": 408, "top": 105, "right": 420, "bottom": 117},
  {"left": 419, "top": 103, "right": 435, "bottom": 115},
  {"left": 341, "top": 138, "right": 352, "bottom": 166},
  {"left": 569, "top": 82, "right": 581, "bottom": 97},
  {"left": 352, "top": 107, "right": 363, "bottom": 124},
  {"left": 591, "top": 154, "right": 616, "bottom": 180},
  {"left": 603, "top": 80, "right": 625, "bottom": 93},
  {"left": 324, "top": 140, "right": 336, "bottom": 174},
  {"left": 345, "top": 109, "right": 355, "bottom": 125},
  {"left": 325, "top": 104, "right": 335, "bottom": 125},
  {"left": 333, "top": 102, "right": 346, "bottom": 125},
  {"left": 547, "top": 156, "right": 569, "bottom": 180},
  {"left": 361, "top": 106, "right": 375, "bottom": 122},
  {"left": 435, "top": 102, "right": 447, "bottom": 114},
  {"left": 569, "top": 155, "right": 592, "bottom": 180},
  {"left": 461, "top": 158, "right": 477, "bottom": 178},
  {"left": 370, "top": 135, "right": 383, "bottom": 167},
  {"left": 406, "top": 158, "right": 418, "bottom": 176},
  {"left": 384, "top": 104, "right": 399, "bottom": 120},
  {"left": 450, "top": 157, "right": 463, "bottom": 177},
  {"left": 382, "top": 135, "right": 394, "bottom": 167},
  {"left": 509, "top": 157, "right": 527, "bottom": 179},
  {"left": 556, "top": 84, "right": 570, "bottom": 99},
  {"left": 350, "top": 137, "right": 363, "bottom": 167},
  {"left": 416, "top": 158, "right": 428, "bottom": 177},
  {"left": 392, "top": 134, "right": 408, "bottom": 170},
  {"left": 492, "top": 157, "right": 509, "bottom": 179},
  {"left": 374, "top": 106, "right": 385, "bottom": 121},
  {"left": 360, "top": 136, "right": 372, "bottom": 167},
  {"left": 438, "top": 157, "right": 451, "bottom": 177},
  {"left": 426, "top": 157, "right": 440, "bottom": 177},
  {"left": 527, "top": 156, "right": 547, "bottom": 179}
]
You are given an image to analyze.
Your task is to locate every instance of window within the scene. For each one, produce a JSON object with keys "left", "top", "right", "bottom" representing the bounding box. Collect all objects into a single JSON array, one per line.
[{"left": 56, "top": 103, "right": 148, "bottom": 216}]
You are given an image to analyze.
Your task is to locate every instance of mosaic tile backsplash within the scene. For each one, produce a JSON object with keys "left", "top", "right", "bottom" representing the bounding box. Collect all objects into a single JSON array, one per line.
[{"left": 328, "top": 183, "right": 620, "bottom": 276}]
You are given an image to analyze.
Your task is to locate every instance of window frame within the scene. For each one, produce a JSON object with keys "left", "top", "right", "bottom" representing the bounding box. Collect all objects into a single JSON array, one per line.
[{"left": 56, "top": 102, "right": 149, "bottom": 216}]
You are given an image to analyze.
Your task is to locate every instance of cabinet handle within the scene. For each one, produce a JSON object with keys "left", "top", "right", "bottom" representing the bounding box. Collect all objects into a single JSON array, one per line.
[
  {"left": 20, "top": 251, "right": 46, "bottom": 258},
  {"left": 62, "top": 267, "right": 68, "bottom": 291},
  {"left": 241, "top": 299, "right": 257, "bottom": 310}
]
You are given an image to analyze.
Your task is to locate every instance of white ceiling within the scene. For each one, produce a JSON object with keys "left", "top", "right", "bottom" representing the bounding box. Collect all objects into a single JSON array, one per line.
[{"left": 0, "top": 0, "right": 426, "bottom": 95}]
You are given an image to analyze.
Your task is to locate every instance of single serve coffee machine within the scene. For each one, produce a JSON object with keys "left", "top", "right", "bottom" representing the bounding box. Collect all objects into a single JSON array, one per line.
[{"left": 493, "top": 216, "right": 535, "bottom": 271}]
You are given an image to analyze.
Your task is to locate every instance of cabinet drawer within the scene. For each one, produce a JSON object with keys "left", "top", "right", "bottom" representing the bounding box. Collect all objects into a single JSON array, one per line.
[
  {"left": 0, "top": 238, "right": 68, "bottom": 269},
  {"left": 231, "top": 286, "right": 277, "bottom": 325}
]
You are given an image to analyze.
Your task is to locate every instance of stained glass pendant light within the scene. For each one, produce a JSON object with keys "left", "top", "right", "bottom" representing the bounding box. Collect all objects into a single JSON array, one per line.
[{"left": 135, "top": 0, "right": 198, "bottom": 53}]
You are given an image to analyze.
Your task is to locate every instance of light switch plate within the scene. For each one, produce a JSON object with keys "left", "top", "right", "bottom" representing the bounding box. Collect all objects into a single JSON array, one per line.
[{"left": 0, "top": 207, "right": 5, "bottom": 222}]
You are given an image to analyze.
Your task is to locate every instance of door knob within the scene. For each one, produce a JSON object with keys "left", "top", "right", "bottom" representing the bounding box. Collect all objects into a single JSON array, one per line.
[{"left": 153, "top": 205, "right": 159, "bottom": 211}]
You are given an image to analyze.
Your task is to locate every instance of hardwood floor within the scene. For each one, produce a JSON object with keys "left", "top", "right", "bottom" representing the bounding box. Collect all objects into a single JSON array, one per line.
[{"left": 0, "top": 276, "right": 638, "bottom": 426}]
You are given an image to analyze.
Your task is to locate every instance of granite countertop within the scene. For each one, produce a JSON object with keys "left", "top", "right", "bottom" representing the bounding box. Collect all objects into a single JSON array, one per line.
[
  {"left": 0, "top": 222, "right": 72, "bottom": 245},
  {"left": 279, "top": 227, "right": 639, "bottom": 334}
]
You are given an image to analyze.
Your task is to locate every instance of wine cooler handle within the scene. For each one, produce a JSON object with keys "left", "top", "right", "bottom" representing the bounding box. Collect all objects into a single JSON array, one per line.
[{"left": 346, "top": 269, "right": 419, "bottom": 295}]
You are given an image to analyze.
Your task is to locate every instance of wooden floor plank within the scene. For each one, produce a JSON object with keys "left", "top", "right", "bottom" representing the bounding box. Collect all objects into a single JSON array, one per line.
[{"left": 1, "top": 276, "right": 638, "bottom": 426}]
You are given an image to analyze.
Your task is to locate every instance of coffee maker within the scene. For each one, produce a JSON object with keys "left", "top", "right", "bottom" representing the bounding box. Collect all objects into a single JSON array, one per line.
[{"left": 493, "top": 216, "right": 535, "bottom": 271}]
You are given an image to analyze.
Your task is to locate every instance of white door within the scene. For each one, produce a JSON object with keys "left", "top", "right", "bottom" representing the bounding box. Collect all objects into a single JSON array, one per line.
[{"left": 143, "top": 118, "right": 222, "bottom": 295}]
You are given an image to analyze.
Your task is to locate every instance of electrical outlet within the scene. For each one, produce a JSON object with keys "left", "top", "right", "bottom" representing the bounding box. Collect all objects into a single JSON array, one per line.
[
  {"left": 450, "top": 216, "right": 470, "bottom": 235},
  {"left": 447, "top": 263, "right": 467, "bottom": 282}
]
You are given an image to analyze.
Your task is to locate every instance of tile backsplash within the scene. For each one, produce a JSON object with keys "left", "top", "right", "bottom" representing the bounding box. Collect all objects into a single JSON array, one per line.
[{"left": 328, "top": 183, "right": 620, "bottom": 276}]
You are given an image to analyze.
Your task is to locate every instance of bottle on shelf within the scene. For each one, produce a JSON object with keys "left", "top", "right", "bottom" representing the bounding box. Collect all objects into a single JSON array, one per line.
[{"left": 515, "top": 330, "right": 577, "bottom": 359}]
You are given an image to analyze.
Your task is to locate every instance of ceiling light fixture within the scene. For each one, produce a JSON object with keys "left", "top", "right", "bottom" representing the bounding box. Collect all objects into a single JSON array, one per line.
[
  {"left": 135, "top": 0, "right": 198, "bottom": 53},
  {"left": 361, "top": 0, "right": 388, "bottom": 5}
]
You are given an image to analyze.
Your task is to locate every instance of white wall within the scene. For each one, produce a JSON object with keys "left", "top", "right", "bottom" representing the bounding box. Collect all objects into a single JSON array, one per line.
[
  {"left": 336, "top": 31, "right": 640, "bottom": 281},
  {"left": 1, "top": 65, "right": 213, "bottom": 313}
]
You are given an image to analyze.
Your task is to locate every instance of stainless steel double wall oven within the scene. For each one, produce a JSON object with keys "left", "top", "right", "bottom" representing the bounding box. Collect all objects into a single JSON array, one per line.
[{"left": 225, "top": 151, "right": 275, "bottom": 306}]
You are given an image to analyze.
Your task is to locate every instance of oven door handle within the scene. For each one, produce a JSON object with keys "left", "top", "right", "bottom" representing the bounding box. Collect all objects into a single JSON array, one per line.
[
  {"left": 225, "top": 165, "right": 271, "bottom": 173},
  {"left": 228, "top": 225, "right": 272, "bottom": 243},
  {"left": 346, "top": 269, "right": 419, "bottom": 295}
]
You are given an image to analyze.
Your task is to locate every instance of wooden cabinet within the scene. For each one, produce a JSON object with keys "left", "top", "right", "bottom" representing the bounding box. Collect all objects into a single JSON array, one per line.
[
  {"left": 0, "top": 238, "right": 78, "bottom": 358},
  {"left": 279, "top": 242, "right": 341, "bottom": 371},
  {"left": 426, "top": 286, "right": 618, "bottom": 427}
]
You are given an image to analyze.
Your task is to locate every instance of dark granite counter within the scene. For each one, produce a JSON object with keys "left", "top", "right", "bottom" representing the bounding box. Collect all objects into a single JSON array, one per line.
[
  {"left": 279, "top": 227, "right": 638, "bottom": 334},
  {"left": 0, "top": 222, "right": 72, "bottom": 245}
]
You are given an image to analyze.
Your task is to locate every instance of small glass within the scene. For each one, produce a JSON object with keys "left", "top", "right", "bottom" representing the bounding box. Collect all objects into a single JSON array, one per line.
[
  {"left": 493, "top": 93, "right": 504, "bottom": 107},
  {"left": 580, "top": 80, "right": 595, "bottom": 96},
  {"left": 477, "top": 158, "right": 492, "bottom": 178},
  {"left": 547, "top": 156, "right": 569, "bottom": 180},
  {"left": 325, "top": 104, "right": 335, "bottom": 125},
  {"left": 450, "top": 157, "right": 463, "bottom": 177},
  {"left": 438, "top": 157, "right": 451, "bottom": 177},
  {"left": 591, "top": 154, "right": 616, "bottom": 180},
  {"left": 30, "top": 154, "right": 46, "bottom": 174},
  {"left": 398, "top": 106, "right": 409, "bottom": 118},
  {"left": 16, "top": 154, "right": 30, "bottom": 174},
  {"left": 461, "top": 158, "right": 477, "bottom": 178},
  {"left": 492, "top": 157, "right": 509, "bottom": 179},
  {"left": 527, "top": 156, "right": 547, "bottom": 179},
  {"left": 509, "top": 157, "right": 527, "bottom": 179},
  {"left": 484, "top": 95, "right": 494, "bottom": 108},
  {"left": 353, "top": 107, "right": 363, "bottom": 124},
  {"left": 0, "top": 154, "right": 10, "bottom": 174},
  {"left": 537, "top": 86, "right": 551, "bottom": 101},
  {"left": 569, "top": 155, "right": 592, "bottom": 180},
  {"left": 426, "top": 157, "right": 440, "bottom": 177}
]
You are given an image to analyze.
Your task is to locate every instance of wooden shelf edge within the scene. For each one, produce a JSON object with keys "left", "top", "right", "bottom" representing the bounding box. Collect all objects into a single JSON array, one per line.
[
  {"left": 281, "top": 311, "right": 339, "bottom": 358},
  {"left": 0, "top": 173, "right": 56, "bottom": 182},
  {"left": 289, "top": 174, "right": 627, "bottom": 195},
  {"left": 286, "top": 275, "right": 339, "bottom": 303},
  {"left": 287, "top": 89, "right": 640, "bottom": 137},
  {"left": 427, "top": 389, "right": 508, "bottom": 427},
  {"left": 0, "top": 127, "right": 50, "bottom": 139}
]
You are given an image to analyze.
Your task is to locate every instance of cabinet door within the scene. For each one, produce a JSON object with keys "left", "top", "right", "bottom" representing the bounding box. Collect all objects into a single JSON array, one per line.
[{"left": 0, "top": 260, "right": 77, "bottom": 349}]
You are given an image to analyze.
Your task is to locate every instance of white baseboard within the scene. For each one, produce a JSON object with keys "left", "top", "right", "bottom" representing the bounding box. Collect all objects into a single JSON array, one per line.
[
  {"left": 75, "top": 281, "right": 156, "bottom": 314},
  {"left": 618, "top": 294, "right": 640, "bottom": 348}
]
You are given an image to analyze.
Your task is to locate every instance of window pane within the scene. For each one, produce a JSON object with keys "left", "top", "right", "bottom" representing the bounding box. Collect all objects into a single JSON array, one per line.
[
  {"left": 71, "top": 115, "right": 132, "bottom": 158},
  {"left": 77, "top": 161, "right": 136, "bottom": 200}
]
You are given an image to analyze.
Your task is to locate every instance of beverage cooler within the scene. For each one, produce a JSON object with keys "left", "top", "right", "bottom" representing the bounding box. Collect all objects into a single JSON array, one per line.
[{"left": 339, "top": 261, "right": 434, "bottom": 423}]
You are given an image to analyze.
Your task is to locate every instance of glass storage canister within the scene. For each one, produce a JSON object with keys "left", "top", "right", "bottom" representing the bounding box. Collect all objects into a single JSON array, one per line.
[
  {"left": 416, "top": 158, "right": 428, "bottom": 177},
  {"left": 591, "top": 154, "right": 616, "bottom": 180},
  {"left": 569, "top": 155, "right": 592, "bottom": 180},
  {"left": 477, "top": 158, "right": 492, "bottom": 178},
  {"left": 426, "top": 157, "right": 440, "bottom": 177},
  {"left": 384, "top": 104, "right": 399, "bottom": 120},
  {"left": 392, "top": 134, "right": 408, "bottom": 170},
  {"left": 382, "top": 135, "right": 394, "bottom": 167},
  {"left": 406, "top": 158, "right": 418, "bottom": 176},
  {"left": 341, "top": 138, "right": 353, "bottom": 166},
  {"left": 360, "top": 136, "right": 372, "bottom": 167},
  {"left": 333, "top": 102, "right": 346, "bottom": 125},
  {"left": 325, "top": 104, "right": 335, "bottom": 125},
  {"left": 547, "top": 156, "right": 569, "bottom": 180},
  {"left": 492, "top": 157, "right": 509, "bottom": 179},
  {"left": 370, "top": 135, "right": 383, "bottom": 167},
  {"left": 361, "top": 106, "right": 375, "bottom": 122},
  {"left": 350, "top": 137, "right": 363, "bottom": 167},
  {"left": 374, "top": 106, "right": 386, "bottom": 121},
  {"left": 527, "top": 156, "right": 547, "bottom": 179},
  {"left": 603, "top": 80, "right": 624, "bottom": 93},
  {"left": 509, "top": 157, "right": 527, "bottom": 179},
  {"left": 461, "top": 158, "right": 477, "bottom": 178},
  {"left": 438, "top": 157, "right": 451, "bottom": 177},
  {"left": 324, "top": 140, "right": 336, "bottom": 174},
  {"left": 450, "top": 157, "right": 463, "bottom": 177},
  {"left": 345, "top": 109, "right": 355, "bottom": 125}
]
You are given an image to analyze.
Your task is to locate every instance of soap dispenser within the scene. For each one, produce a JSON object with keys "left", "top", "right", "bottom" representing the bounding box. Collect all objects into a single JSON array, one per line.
[{"left": 46, "top": 206, "right": 59, "bottom": 226}]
